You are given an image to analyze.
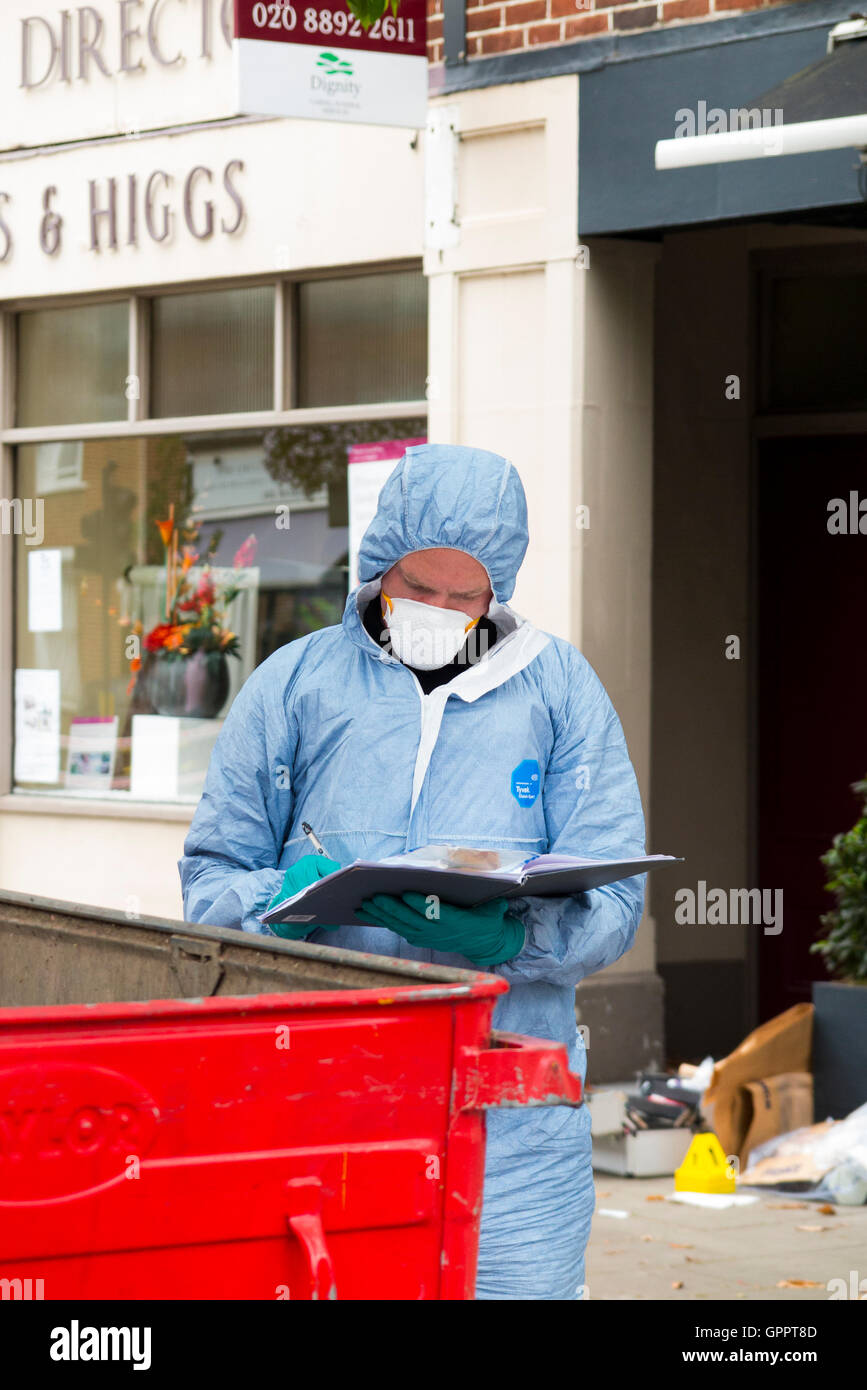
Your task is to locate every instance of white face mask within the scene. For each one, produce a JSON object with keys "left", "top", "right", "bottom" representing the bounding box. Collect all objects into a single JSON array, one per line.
[{"left": 381, "top": 592, "right": 481, "bottom": 670}]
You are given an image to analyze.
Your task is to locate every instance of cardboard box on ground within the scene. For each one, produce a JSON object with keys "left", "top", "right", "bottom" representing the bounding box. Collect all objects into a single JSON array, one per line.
[{"left": 701, "top": 1003, "right": 814, "bottom": 1166}]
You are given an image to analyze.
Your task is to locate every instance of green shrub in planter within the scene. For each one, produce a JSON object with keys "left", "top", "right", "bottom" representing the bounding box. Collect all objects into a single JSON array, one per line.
[{"left": 812, "top": 776, "right": 867, "bottom": 985}]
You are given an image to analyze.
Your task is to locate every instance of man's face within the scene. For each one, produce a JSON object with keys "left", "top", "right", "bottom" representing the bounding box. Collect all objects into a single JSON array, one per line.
[{"left": 380, "top": 548, "right": 493, "bottom": 620}]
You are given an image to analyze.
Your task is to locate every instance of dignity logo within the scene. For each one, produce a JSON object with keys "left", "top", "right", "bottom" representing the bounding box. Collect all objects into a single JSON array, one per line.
[
  {"left": 50, "top": 1321, "right": 152, "bottom": 1371},
  {"left": 312, "top": 50, "right": 359, "bottom": 97}
]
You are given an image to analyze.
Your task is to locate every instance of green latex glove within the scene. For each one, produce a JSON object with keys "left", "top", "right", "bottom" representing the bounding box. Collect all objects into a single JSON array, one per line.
[
  {"left": 265, "top": 853, "right": 342, "bottom": 939},
  {"left": 355, "top": 892, "right": 525, "bottom": 968}
]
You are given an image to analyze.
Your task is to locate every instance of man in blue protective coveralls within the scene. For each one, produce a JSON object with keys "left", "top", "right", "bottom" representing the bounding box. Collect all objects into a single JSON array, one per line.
[{"left": 179, "top": 442, "right": 646, "bottom": 1300}]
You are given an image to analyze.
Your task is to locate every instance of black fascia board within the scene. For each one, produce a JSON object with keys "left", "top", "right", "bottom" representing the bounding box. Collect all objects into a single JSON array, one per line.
[{"left": 578, "top": 9, "right": 867, "bottom": 235}]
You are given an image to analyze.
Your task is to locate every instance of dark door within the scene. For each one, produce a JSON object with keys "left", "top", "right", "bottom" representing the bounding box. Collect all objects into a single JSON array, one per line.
[{"left": 758, "top": 435, "right": 867, "bottom": 1018}]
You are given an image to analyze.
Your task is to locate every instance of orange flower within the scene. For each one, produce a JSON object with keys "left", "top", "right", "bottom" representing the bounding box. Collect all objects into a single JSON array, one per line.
[
  {"left": 156, "top": 517, "right": 174, "bottom": 546},
  {"left": 219, "top": 630, "right": 236, "bottom": 648},
  {"left": 181, "top": 546, "right": 199, "bottom": 572},
  {"left": 163, "top": 624, "right": 191, "bottom": 650}
]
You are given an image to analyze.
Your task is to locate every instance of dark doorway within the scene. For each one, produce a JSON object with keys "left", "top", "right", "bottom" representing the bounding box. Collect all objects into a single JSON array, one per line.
[{"left": 758, "top": 435, "right": 867, "bottom": 1018}]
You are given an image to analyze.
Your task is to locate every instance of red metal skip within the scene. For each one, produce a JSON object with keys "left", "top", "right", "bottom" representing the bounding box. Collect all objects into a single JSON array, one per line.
[{"left": 0, "top": 979, "right": 581, "bottom": 1300}]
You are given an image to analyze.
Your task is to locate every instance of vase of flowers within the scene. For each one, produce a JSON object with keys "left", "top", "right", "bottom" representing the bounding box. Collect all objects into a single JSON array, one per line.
[
  {"left": 147, "top": 646, "right": 231, "bottom": 719},
  {"left": 126, "top": 507, "right": 256, "bottom": 720}
]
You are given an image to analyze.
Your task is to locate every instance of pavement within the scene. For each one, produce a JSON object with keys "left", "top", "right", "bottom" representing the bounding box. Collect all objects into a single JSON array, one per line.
[{"left": 585, "top": 1172, "right": 867, "bottom": 1300}]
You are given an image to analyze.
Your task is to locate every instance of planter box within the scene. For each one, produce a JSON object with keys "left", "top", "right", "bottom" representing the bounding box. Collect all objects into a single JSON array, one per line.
[{"left": 812, "top": 980, "right": 867, "bottom": 1120}]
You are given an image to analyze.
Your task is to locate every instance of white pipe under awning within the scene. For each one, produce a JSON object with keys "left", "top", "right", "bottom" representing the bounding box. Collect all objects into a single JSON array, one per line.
[{"left": 655, "top": 113, "right": 867, "bottom": 169}]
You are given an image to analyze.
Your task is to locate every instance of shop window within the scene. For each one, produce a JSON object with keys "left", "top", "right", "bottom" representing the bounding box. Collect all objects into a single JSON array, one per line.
[
  {"left": 297, "top": 270, "right": 427, "bottom": 407},
  {"left": 12, "top": 417, "right": 425, "bottom": 799},
  {"left": 151, "top": 287, "right": 274, "bottom": 418},
  {"left": 16, "top": 302, "right": 128, "bottom": 427},
  {"left": 764, "top": 274, "right": 867, "bottom": 413}
]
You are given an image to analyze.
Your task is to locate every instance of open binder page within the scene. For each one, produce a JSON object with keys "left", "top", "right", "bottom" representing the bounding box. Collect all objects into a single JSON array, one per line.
[{"left": 260, "top": 845, "right": 682, "bottom": 929}]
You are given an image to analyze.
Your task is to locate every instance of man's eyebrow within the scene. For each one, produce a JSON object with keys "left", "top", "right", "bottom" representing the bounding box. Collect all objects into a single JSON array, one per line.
[
  {"left": 398, "top": 568, "right": 435, "bottom": 591},
  {"left": 398, "top": 566, "right": 486, "bottom": 599}
]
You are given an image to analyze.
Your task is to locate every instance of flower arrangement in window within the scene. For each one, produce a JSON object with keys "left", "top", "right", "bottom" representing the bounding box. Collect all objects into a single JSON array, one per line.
[{"left": 123, "top": 506, "right": 257, "bottom": 718}]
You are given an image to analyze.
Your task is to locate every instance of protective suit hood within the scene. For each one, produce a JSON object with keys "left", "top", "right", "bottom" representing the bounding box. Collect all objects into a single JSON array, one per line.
[{"left": 356, "top": 443, "right": 529, "bottom": 604}]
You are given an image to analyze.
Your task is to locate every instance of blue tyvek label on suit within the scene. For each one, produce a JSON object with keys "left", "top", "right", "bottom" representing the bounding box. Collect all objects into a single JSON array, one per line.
[{"left": 511, "top": 759, "right": 541, "bottom": 806}]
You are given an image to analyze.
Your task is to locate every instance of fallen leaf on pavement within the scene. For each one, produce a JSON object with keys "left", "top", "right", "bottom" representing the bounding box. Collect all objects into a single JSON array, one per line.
[
  {"left": 669, "top": 1242, "right": 693, "bottom": 1249},
  {"left": 672, "top": 1280, "right": 684, "bottom": 1289},
  {"left": 817, "top": 1204, "right": 836, "bottom": 1216},
  {"left": 645, "top": 1194, "right": 665, "bottom": 1202},
  {"left": 641, "top": 1234, "right": 654, "bottom": 1242},
  {"left": 767, "top": 1202, "right": 808, "bottom": 1210},
  {"left": 795, "top": 1225, "right": 828, "bottom": 1233},
  {"left": 776, "top": 1279, "right": 824, "bottom": 1288}
]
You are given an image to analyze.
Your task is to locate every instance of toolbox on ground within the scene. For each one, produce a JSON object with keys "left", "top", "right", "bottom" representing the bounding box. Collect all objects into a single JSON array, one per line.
[{"left": 0, "top": 891, "right": 581, "bottom": 1300}]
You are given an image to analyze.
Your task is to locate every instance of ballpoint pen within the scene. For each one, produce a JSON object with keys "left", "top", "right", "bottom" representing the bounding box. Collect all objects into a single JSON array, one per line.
[{"left": 301, "top": 821, "right": 327, "bottom": 856}]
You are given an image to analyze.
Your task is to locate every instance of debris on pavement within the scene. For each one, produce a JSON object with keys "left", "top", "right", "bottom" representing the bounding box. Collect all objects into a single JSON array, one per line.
[
  {"left": 590, "top": 1070, "right": 704, "bottom": 1177},
  {"left": 740, "top": 1100, "right": 867, "bottom": 1203}
]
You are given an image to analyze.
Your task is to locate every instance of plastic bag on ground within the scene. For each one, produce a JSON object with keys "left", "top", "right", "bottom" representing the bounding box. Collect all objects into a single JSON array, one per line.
[{"left": 740, "top": 1100, "right": 867, "bottom": 1202}]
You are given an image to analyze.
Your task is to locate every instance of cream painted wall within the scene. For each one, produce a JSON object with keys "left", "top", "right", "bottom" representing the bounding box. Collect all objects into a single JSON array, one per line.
[
  {"left": 425, "top": 76, "right": 580, "bottom": 641},
  {"left": 0, "top": 806, "right": 190, "bottom": 919},
  {"left": 425, "top": 77, "right": 657, "bottom": 978},
  {"left": 579, "top": 238, "right": 657, "bottom": 976}
]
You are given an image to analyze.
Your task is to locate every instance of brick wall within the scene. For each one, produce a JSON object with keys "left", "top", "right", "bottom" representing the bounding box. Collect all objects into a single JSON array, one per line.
[{"left": 426, "top": 0, "right": 798, "bottom": 64}]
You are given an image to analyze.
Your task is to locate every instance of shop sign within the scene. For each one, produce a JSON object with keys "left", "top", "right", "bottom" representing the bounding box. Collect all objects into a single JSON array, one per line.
[
  {"left": 0, "top": 158, "right": 245, "bottom": 265},
  {"left": 3, "top": 1, "right": 237, "bottom": 151},
  {"left": 234, "top": 0, "right": 427, "bottom": 129}
]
